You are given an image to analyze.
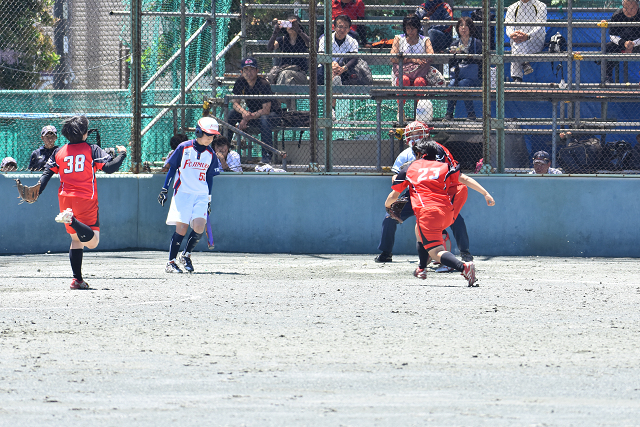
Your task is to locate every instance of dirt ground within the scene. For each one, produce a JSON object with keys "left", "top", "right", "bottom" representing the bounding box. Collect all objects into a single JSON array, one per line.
[{"left": 1, "top": 252, "right": 639, "bottom": 426}]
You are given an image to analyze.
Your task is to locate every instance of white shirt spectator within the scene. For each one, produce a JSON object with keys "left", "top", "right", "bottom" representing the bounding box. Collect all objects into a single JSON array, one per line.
[
  {"left": 392, "top": 34, "right": 429, "bottom": 86},
  {"left": 225, "top": 150, "right": 242, "bottom": 172},
  {"left": 318, "top": 32, "right": 359, "bottom": 62},
  {"left": 529, "top": 167, "right": 561, "bottom": 174},
  {"left": 505, "top": 0, "right": 547, "bottom": 79}
]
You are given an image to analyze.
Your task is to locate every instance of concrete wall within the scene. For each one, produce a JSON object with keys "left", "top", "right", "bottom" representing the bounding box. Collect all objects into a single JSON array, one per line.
[{"left": 2, "top": 173, "right": 639, "bottom": 257}]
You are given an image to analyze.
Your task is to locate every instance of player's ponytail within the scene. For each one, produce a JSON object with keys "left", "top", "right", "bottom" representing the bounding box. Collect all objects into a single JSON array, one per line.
[{"left": 61, "top": 115, "right": 89, "bottom": 143}]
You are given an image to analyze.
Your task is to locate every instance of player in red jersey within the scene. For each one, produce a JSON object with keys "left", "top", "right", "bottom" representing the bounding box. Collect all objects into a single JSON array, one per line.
[
  {"left": 385, "top": 139, "right": 478, "bottom": 286},
  {"left": 36, "top": 116, "right": 127, "bottom": 289}
]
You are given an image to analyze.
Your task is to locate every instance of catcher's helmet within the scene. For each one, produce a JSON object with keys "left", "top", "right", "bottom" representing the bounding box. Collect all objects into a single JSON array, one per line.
[
  {"left": 195, "top": 117, "right": 220, "bottom": 138},
  {"left": 404, "top": 121, "right": 432, "bottom": 147}
]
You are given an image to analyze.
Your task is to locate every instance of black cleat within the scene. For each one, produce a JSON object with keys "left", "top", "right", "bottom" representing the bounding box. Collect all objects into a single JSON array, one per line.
[
  {"left": 179, "top": 252, "right": 194, "bottom": 273},
  {"left": 460, "top": 251, "right": 474, "bottom": 262},
  {"left": 166, "top": 260, "right": 183, "bottom": 273},
  {"left": 374, "top": 252, "right": 393, "bottom": 263}
]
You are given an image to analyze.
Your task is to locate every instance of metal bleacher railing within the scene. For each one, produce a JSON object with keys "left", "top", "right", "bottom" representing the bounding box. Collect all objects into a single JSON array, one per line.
[
  {"left": 2, "top": 2, "right": 639, "bottom": 175},
  {"left": 233, "top": 2, "right": 640, "bottom": 174}
]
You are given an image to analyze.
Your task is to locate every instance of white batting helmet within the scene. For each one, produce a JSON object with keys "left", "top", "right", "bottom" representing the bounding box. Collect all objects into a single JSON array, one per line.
[
  {"left": 196, "top": 116, "right": 220, "bottom": 137},
  {"left": 404, "top": 121, "right": 432, "bottom": 147}
]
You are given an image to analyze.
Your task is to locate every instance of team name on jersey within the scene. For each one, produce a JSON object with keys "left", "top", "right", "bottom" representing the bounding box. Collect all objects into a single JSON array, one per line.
[{"left": 183, "top": 159, "right": 209, "bottom": 170}]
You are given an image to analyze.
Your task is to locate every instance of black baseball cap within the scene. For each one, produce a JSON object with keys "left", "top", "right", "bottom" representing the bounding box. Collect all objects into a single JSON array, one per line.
[
  {"left": 241, "top": 57, "right": 258, "bottom": 69},
  {"left": 532, "top": 151, "right": 551, "bottom": 163}
]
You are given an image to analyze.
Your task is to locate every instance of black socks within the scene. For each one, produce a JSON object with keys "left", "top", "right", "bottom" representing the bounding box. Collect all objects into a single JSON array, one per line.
[
  {"left": 184, "top": 230, "right": 203, "bottom": 254},
  {"left": 416, "top": 242, "right": 430, "bottom": 269},
  {"left": 169, "top": 232, "right": 185, "bottom": 260},
  {"left": 439, "top": 251, "right": 465, "bottom": 272},
  {"left": 69, "top": 248, "right": 83, "bottom": 282},
  {"left": 70, "top": 217, "right": 94, "bottom": 242}
]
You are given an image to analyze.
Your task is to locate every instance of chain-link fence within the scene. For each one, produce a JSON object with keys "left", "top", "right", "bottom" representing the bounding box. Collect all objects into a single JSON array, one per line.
[
  {"left": 0, "top": 0, "right": 131, "bottom": 171},
  {"left": 2, "top": 1, "right": 640, "bottom": 174},
  {"left": 0, "top": 0, "right": 232, "bottom": 172}
]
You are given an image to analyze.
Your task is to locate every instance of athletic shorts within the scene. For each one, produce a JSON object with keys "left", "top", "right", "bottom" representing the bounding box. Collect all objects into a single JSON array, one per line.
[
  {"left": 415, "top": 205, "right": 455, "bottom": 251},
  {"left": 448, "top": 183, "right": 468, "bottom": 220},
  {"left": 166, "top": 191, "right": 208, "bottom": 226},
  {"left": 58, "top": 195, "right": 100, "bottom": 235}
]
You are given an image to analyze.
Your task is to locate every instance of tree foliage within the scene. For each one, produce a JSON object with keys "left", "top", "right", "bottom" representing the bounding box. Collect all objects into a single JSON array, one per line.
[{"left": 0, "top": 0, "right": 59, "bottom": 89}]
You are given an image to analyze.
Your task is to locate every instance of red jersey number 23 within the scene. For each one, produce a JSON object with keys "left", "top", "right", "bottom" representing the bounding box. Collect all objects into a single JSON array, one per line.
[
  {"left": 417, "top": 167, "right": 440, "bottom": 182},
  {"left": 63, "top": 154, "right": 86, "bottom": 174}
]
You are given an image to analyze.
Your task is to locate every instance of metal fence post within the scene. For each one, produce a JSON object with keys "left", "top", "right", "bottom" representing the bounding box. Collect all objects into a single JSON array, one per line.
[
  {"left": 324, "top": 0, "right": 333, "bottom": 172},
  {"left": 482, "top": 0, "right": 491, "bottom": 172},
  {"left": 211, "top": 0, "right": 217, "bottom": 103},
  {"left": 496, "top": 0, "right": 505, "bottom": 173},
  {"left": 309, "top": 0, "right": 318, "bottom": 167},
  {"left": 130, "top": 0, "right": 142, "bottom": 174},
  {"left": 180, "top": 0, "right": 186, "bottom": 131}
]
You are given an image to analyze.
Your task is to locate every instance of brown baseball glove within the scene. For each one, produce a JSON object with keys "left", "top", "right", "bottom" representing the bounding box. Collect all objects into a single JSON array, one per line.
[
  {"left": 386, "top": 196, "right": 409, "bottom": 224},
  {"left": 16, "top": 179, "right": 41, "bottom": 204}
]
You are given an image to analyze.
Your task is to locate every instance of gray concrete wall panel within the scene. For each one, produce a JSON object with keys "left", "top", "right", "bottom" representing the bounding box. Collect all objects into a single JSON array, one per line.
[{"left": 1, "top": 174, "right": 639, "bottom": 257}]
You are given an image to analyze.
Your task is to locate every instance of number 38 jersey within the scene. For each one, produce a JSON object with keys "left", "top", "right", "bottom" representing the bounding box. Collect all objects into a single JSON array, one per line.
[
  {"left": 46, "top": 142, "right": 111, "bottom": 200},
  {"left": 391, "top": 159, "right": 453, "bottom": 209},
  {"left": 165, "top": 140, "right": 220, "bottom": 196}
]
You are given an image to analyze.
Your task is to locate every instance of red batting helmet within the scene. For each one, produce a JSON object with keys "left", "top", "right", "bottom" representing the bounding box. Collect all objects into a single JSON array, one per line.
[{"left": 196, "top": 117, "right": 220, "bottom": 137}]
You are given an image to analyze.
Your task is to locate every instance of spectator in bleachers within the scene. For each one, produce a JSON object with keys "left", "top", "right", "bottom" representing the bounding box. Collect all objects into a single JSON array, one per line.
[
  {"left": 604, "top": 0, "right": 640, "bottom": 83},
  {"left": 318, "top": 15, "right": 360, "bottom": 119},
  {"left": 229, "top": 58, "right": 279, "bottom": 164},
  {"left": 331, "top": 0, "right": 368, "bottom": 47},
  {"left": 1, "top": 157, "right": 18, "bottom": 172},
  {"left": 415, "top": 1, "right": 454, "bottom": 53},
  {"left": 162, "top": 133, "right": 188, "bottom": 173},
  {"left": 266, "top": 15, "right": 310, "bottom": 86},
  {"left": 28, "top": 125, "right": 59, "bottom": 171},
  {"left": 529, "top": 150, "right": 561, "bottom": 174},
  {"left": 390, "top": 15, "right": 434, "bottom": 114},
  {"left": 505, "top": 0, "right": 547, "bottom": 82},
  {"left": 213, "top": 135, "right": 242, "bottom": 172},
  {"left": 445, "top": 17, "right": 482, "bottom": 121}
]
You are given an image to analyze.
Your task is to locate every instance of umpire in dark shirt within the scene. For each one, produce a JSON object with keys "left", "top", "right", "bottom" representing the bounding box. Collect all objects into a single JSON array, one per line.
[
  {"left": 604, "top": 0, "right": 640, "bottom": 82},
  {"left": 229, "top": 57, "right": 279, "bottom": 163},
  {"left": 29, "top": 125, "right": 59, "bottom": 171}
]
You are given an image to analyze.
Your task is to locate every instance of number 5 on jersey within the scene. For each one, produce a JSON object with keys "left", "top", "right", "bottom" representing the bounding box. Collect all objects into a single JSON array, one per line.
[{"left": 63, "top": 154, "right": 86, "bottom": 173}]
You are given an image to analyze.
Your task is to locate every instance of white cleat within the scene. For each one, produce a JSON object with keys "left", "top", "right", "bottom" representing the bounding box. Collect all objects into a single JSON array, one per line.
[{"left": 55, "top": 208, "right": 74, "bottom": 224}]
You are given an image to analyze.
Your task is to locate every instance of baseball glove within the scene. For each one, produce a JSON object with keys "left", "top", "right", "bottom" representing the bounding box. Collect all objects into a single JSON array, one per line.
[
  {"left": 386, "top": 196, "right": 409, "bottom": 224},
  {"left": 15, "top": 179, "right": 41, "bottom": 204}
]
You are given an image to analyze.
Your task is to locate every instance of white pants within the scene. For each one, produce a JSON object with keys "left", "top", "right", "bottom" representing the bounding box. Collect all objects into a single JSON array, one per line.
[
  {"left": 510, "top": 38, "right": 544, "bottom": 78},
  {"left": 166, "top": 191, "right": 208, "bottom": 226}
]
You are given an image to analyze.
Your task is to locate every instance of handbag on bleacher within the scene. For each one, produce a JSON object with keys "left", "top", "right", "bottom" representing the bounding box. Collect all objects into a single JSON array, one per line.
[{"left": 558, "top": 137, "right": 602, "bottom": 174}]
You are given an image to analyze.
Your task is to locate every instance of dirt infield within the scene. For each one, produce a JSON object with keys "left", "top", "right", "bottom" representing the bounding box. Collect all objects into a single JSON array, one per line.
[{"left": 1, "top": 252, "right": 639, "bottom": 426}]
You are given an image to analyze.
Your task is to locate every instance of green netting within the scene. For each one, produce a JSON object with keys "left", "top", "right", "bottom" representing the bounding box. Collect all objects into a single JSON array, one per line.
[
  {"left": 0, "top": 0, "right": 231, "bottom": 171},
  {"left": 135, "top": 0, "right": 232, "bottom": 163}
]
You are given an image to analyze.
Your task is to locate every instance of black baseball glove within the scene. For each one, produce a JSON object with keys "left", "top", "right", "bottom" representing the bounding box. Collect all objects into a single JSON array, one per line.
[
  {"left": 158, "top": 188, "right": 168, "bottom": 206},
  {"left": 386, "top": 196, "right": 409, "bottom": 224}
]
